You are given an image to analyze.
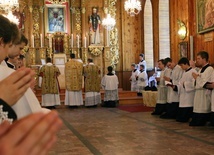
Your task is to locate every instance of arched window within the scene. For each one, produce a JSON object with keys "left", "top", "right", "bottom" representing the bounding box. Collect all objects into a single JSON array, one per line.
[
  {"left": 144, "top": 0, "right": 153, "bottom": 69},
  {"left": 159, "top": 0, "right": 170, "bottom": 59}
]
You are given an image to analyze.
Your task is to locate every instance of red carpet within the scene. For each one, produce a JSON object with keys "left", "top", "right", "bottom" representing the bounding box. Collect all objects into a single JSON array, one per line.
[{"left": 118, "top": 104, "right": 154, "bottom": 112}]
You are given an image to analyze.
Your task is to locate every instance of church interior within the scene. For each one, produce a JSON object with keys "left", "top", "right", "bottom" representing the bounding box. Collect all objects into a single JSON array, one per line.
[{"left": 1, "top": 0, "right": 214, "bottom": 154}]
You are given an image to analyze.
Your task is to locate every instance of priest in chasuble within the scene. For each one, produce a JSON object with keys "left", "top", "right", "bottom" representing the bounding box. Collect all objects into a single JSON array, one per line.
[
  {"left": 84, "top": 58, "right": 101, "bottom": 107},
  {"left": 65, "top": 54, "right": 83, "bottom": 106},
  {"left": 39, "top": 57, "right": 61, "bottom": 108}
]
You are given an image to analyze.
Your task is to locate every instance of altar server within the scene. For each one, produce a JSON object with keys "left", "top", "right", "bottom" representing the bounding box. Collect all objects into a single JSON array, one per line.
[
  {"left": 152, "top": 59, "right": 171, "bottom": 115},
  {"left": 175, "top": 57, "right": 197, "bottom": 122},
  {"left": 160, "top": 57, "right": 183, "bottom": 119},
  {"left": 129, "top": 63, "right": 140, "bottom": 91},
  {"left": 189, "top": 51, "right": 213, "bottom": 126}
]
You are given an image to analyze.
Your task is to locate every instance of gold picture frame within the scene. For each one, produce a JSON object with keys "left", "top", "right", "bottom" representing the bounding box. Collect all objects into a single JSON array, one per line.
[
  {"left": 197, "top": 0, "right": 214, "bottom": 34},
  {"left": 45, "top": 4, "right": 67, "bottom": 33}
]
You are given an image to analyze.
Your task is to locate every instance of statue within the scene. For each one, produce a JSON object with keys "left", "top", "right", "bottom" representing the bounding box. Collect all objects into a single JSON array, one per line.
[{"left": 89, "top": 7, "right": 101, "bottom": 45}]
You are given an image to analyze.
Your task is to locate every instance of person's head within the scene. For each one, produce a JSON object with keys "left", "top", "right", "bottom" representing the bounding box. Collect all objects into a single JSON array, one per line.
[
  {"left": 0, "top": 15, "right": 20, "bottom": 62},
  {"left": 46, "top": 57, "right": 52, "bottom": 63},
  {"left": 92, "top": 7, "right": 98, "bottom": 14},
  {"left": 107, "top": 66, "right": 113, "bottom": 73},
  {"left": 157, "top": 59, "right": 165, "bottom": 70},
  {"left": 131, "top": 63, "right": 136, "bottom": 70},
  {"left": 140, "top": 64, "right": 145, "bottom": 70},
  {"left": 178, "top": 57, "right": 190, "bottom": 70},
  {"left": 8, "top": 34, "right": 28, "bottom": 59},
  {"left": 16, "top": 54, "right": 25, "bottom": 68},
  {"left": 87, "top": 58, "right": 93, "bottom": 63},
  {"left": 70, "top": 53, "right": 75, "bottom": 59},
  {"left": 164, "top": 57, "right": 175, "bottom": 69},
  {"left": 196, "top": 51, "right": 209, "bottom": 67},
  {"left": 139, "top": 53, "right": 144, "bottom": 61}
]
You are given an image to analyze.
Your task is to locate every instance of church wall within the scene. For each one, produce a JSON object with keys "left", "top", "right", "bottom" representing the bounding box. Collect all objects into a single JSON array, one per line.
[{"left": 169, "top": 0, "right": 214, "bottom": 65}]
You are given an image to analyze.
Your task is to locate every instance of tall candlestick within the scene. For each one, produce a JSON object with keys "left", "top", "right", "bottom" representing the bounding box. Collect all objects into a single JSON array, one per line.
[
  {"left": 49, "top": 34, "right": 52, "bottom": 48},
  {"left": 77, "top": 35, "right": 79, "bottom": 48},
  {"left": 84, "top": 37, "right": 86, "bottom": 48},
  {"left": 32, "top": 35, "right": 34, "bottom": 48},
  {"left": 190, "top": 35, "right": 194, "bottom": 60},
  {"left": 40, "top": 34, "right": 43, "bottom": 48},
  {"left": 71, "top": 34, "right": 73, "bottom": 48}
]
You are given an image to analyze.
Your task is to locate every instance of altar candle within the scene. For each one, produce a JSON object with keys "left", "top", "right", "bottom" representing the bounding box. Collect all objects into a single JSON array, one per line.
[
  {"left": 40, "top": 34, "right": 43, "bottom": 48},
  {"left": 49, "top": 34, "right": 52, "bottom": 48},
  {"left": 32, "top": 35, "right": 34, "bottom": 48},
  {"left": 77, "top": 35, "right": 79, "bottom": 48},
  {"left": 84, "top": 37, "right": 86, "bottom": 48},
  {"left": 71, "top": 34, "right": 73, "bottom": 48}
]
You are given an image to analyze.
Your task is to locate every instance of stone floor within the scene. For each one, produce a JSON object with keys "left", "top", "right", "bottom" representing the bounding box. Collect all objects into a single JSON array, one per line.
[{"left": 48, "top": 105, "right": 214, "bottom": 155}]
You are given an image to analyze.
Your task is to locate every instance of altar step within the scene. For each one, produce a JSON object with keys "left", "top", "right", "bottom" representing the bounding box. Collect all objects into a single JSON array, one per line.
[{"left": 35, "top": 88, "right": 143, "bottom": 105}]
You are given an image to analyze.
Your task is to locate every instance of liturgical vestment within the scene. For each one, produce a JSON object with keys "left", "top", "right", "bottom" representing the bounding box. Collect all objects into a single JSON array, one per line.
[
  {"left": 84, "top": 63, "right": 101, "bottom": 106},
  {"left": 39, "top": 63, "right": 61, "bottom": 107},
  {"left": 65, "top": 59, "right": 83, "bottom": 106}
]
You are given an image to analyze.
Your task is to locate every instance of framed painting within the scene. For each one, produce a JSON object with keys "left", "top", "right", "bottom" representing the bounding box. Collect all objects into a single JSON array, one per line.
[
  {"left": 45, "top": 4, "right": 67, "bottom": 33},
  {"left": 179, "top": 42, "right": 188, "bottom": 58},
  {"left": 197, "top": 0, "right": 214, "bottom": 34}
]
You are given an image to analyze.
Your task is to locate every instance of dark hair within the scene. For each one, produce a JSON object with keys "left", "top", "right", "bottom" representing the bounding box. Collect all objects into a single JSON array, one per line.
[
  {"left": 18, "top": 54, "right": 25, "bottom": 60},
  {"left": 197, "top": 51, "right": 209, "bottom": 61},
  {"left": 139, "top": 53, "right": 144, "bottom": 57},
  {"left": 158, "top": 59, "right": 165, "bottom": 66},
  {"left": 164, "top": 57, "right": 172, "bottom": 64},
  {"left": 178, "top": 57, "right": 190, "bottom": 65},
  {"left": 15, "top": 34, "right": 28, "bottom": 45},
  {"left": 70, "top": 53, "right": 75, "bottom": 58},
  {"left": 131, "top": 63, "right": 136, "bottom": 67},
  {"left": 107, "top": 66, "right": 113, "bottom": 72},
  {"left": 88, "top": 58, "right": 93, "bottom": 63},
  {"left": 0, "top": 15, "right": 20, "bottom": 44},
  {"left": 140, "top": 64, "right": 145, "bottom": 69},
  {"left": 46, "top": 57, "right": 51, "bottom": 63}
]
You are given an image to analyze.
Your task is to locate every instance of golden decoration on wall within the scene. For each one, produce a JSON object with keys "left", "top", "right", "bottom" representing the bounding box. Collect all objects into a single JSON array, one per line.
[
  {"left": 88, "top": 46, "right": 104, "bottom": 56},
  {"left": 32, "top": 6, "right": 40, "bottom": 45},
  {"left": 75, "top": 8, "right": 81, "bottom": 33}
]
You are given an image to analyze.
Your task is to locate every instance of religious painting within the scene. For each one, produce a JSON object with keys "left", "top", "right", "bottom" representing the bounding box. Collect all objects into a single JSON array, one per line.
[
  {"left": 45, "top": 4, "right": 67, "bottom": 33},
  {"left": 179, "top": 42, "right": 188, "bottom": 58},
  {"left": 197, "top": 0, "right": 214, "bottom": 34}
]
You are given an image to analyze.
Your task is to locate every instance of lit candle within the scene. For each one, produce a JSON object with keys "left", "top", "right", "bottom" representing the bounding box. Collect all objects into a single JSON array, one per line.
[
  {"left": 77, "top": 35, "right": 79, "bottom": 48},
  {"left": 40, "top": 33, "right": 43, "bottom": 48},
  {"left": 84, "top": 36, "right": 86, "bottom": 48},
  {"left": 32, "top": 35, "right": 34, "bottom": 48},
  {"left": 190, "top": 35, "right": 193, "bottom": 60},
  {"left": 71, "top": 34, "right": 73, "bottom": 48}
]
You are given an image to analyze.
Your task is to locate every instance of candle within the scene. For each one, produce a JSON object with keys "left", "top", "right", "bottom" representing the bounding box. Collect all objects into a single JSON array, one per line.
[
  {"left": 49, "top": 34, "right": 52, "bottom": 48},
  {"left": 84, "top": 36, "right": 86, "bottom": 48},
  {"left": 77, "top": 35, "right": 79, "bottom": 48},
  {"left": 190, "top": 35, "right": 193, "bottom": 60},
  {"left": 40, "top": 34, "right": 43, "bottom": 48},
  {"left": 32, "top": 35, "right": 34, "bottom": 48},
  {"left": 71, "top": 34, "right": 73, "bottom": 48}
]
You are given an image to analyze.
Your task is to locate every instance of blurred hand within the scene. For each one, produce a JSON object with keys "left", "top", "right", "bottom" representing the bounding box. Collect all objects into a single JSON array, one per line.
[
  {"left": 0, "top": 67, "right": 35, "bottom": 106},
  {"left": 0, "top": 111, "right": 62, "bottom": 155}
]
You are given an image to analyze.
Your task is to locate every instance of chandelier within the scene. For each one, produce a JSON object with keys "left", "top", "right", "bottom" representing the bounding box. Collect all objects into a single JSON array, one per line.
[
  {"left": 102, "top": 14, "right": 116, "bottom": 31},
  {"left": 4, "top": 11, "right": 19, "bottom": 25},
  {"left": 0, "top": 0, "right": 19, "bottom": 13},
  {"left": 47, "top": 0, "right": 67, "bottom": 4},
  {"left": 124, "top": 0, "right": 142, "bottom": 16}
]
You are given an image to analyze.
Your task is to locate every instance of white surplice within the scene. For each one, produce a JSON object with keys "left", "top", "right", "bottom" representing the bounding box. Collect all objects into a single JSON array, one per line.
[
  {"left": 157, "top": 68, "right": 171, "bottom": 104},
  {"left": 0, "top": 65, "right": 46, "bottom": 119},
  {"left": 167, "top": 65, "right": 183, "bottom": 103},
  {"left": 130, "top": 69, "right": 140, "bottom": 91},
  {"left": 177, "top": 68, "right": 197, "bottom": 107},
  {"left": 194, "top": 65, "right": 213, "bottom": 113}
]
